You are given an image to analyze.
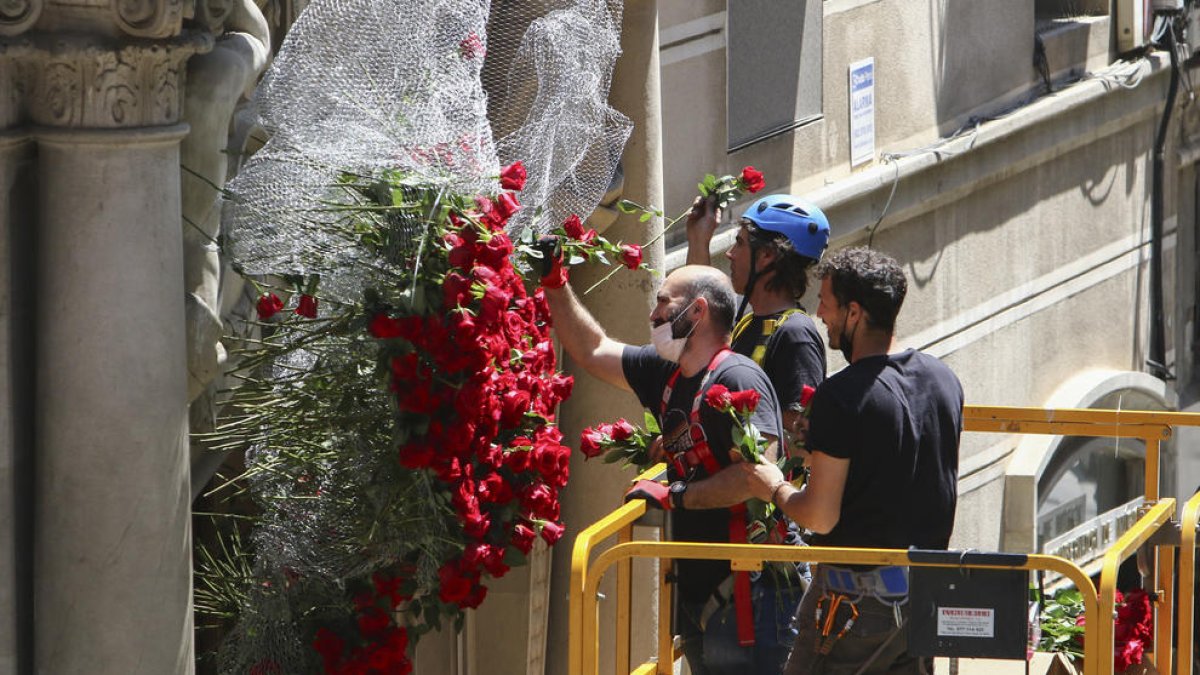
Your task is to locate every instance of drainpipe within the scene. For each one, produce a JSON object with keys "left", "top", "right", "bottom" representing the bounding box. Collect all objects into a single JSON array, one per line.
[{"left": 1149, "top": 20, "right": 1180, "bottom": 380}]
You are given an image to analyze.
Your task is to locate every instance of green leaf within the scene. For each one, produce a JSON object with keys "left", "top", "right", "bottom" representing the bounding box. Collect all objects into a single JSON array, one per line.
[
  {"left": 568, "top": 255, "right": 586, "bottom": 265},
  {"left": 603, "top": 448, "right": 627, "bottom": 464},
  {"left": 643, "top": 411, "right": 660, "bottom": 434},
  {"left": 698, "top": 182, "right": 710, "bottom": 197},
  {"left": 617, "top": 199, "right": 639, "bottom": 214},
  {"left": 639, "top": 212, "right": 652, "bottom": 223}
]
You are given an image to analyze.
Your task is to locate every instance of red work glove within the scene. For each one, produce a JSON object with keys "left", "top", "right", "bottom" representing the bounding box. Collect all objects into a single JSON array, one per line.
[
  {"left": 624, "top": 479, "right": 670, "bottom": 509},
  {"left": 533, "top": 235, "right": 569, "bottom": 289}
]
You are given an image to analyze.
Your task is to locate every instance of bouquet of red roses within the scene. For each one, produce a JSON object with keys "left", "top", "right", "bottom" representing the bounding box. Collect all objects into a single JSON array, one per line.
[{"left": 578, "top": 413, "right": 661, "bottom": 472}]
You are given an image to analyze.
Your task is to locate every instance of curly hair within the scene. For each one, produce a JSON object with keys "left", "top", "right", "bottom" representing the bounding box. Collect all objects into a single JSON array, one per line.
[
  {"left": 817, "top": 247, "right": 907, "bottom": 333},
  {"left": 745, "top": 221, "right": 818, "bottom": 300}
]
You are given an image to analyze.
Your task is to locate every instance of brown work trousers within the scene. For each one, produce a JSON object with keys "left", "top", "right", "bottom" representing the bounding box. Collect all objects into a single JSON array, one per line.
[{"left": 784, "top": 568, "right": 929, "bottom": 675}]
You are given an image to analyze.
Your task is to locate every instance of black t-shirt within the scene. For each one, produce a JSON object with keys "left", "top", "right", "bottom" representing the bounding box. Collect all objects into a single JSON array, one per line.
[
  {"left": 806, "top": 349, "right": 963, "bottom": 550},
  {"left": 622, "top": 344, "right": 784, "bottom": 603},
  {"left": 730, "top": 309, "right": 826, "bottom": 410}
]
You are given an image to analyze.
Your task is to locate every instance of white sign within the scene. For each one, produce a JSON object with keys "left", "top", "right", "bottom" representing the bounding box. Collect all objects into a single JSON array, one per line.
[
  {"left": 936, "top": 607, "right": 995, "bottom": 638},
  {"left": 849, "top": 58, "right": 875, "bottom": 167}
]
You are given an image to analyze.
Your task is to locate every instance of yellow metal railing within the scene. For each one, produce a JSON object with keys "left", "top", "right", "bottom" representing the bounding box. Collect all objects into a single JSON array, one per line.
[{"left": 568, "top": 406, "right": 1200, "bottom": 675}]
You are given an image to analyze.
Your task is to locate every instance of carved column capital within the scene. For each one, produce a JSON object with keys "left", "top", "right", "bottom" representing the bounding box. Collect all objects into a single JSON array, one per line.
[
  {"left": 0, "top": 0, "right": 42, "bottom": 37},
  {"left": 111, "top": 0, "right": 184, "bottom": 40},
  {"left": 3, "top": 32, "right": 212, "bottom": 129}
]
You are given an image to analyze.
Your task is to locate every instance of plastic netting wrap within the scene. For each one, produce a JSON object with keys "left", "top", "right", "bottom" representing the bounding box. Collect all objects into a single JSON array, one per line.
[{"left": 225, "top": 0, "right": 630, "bottom": 304}]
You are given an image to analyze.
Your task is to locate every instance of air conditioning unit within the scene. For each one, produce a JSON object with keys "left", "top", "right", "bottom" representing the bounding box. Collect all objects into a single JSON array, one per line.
[{"left": 1116, "top": 0, "right": 1153, "bottom": 52}]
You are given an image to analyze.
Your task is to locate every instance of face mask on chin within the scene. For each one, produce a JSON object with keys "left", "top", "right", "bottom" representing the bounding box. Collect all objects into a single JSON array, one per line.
[{"left": 651, "top": 300, "right": 697, "bottom": 362}]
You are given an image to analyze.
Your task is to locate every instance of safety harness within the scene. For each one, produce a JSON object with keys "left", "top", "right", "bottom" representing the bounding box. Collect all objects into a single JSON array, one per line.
[
  {"left": 660, "top": 347, "right": 757, "bottom": 646},
  {"left": 732, "top": 308, "right": 807, "bottom": 464},
  {"left": 730, "top": 307, "right": 803, "bottom": 373}
]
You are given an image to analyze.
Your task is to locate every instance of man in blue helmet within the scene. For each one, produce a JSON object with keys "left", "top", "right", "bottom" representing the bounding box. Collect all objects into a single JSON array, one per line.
[
  {"left": 683, "top": 194, "right": 831, "bottom": 672},
  {"left": 687, "top": 194, "right": 830, "bottom": 464}
]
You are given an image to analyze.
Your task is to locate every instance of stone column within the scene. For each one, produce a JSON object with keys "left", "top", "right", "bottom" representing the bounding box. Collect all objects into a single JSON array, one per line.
[
  {"left": 0, "top": 129, "right": 33, "bottom": 675},
  {"left": 545, "top": 1, "right": 664, "bottom": 673},
  {"left": 14, "top": 30, "right": 208, "bottom": 675}
]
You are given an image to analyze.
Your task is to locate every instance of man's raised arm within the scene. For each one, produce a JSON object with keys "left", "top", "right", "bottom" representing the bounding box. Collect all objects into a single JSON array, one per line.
[{"left": 542, "top": 282, "right": 632, "bottom": 392}]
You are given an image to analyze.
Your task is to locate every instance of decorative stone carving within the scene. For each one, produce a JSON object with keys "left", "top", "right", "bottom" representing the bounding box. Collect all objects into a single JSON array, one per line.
[
  {"left": 192, "top": 0, "right": 233, "bottom": 34},
  {"left": 111, "top": 0, "right": 184, "bottom": 39},
  {"left": 13, "top": 33, "right": 212, "bottom": 128},
  {"left": 0, "top": 0, "right": 42, "bottom": 37},
  {"left": 0, "top": 40, "right": 30, "bottom": 128}
]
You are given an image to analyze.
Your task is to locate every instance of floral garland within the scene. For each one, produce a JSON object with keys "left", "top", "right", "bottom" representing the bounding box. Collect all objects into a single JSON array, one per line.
[{"left": 200, "top": 161, "right": 650, "bottom": 674}]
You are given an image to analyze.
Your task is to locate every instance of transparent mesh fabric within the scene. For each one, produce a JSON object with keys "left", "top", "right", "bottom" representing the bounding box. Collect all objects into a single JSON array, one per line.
[
  {"left": 224, "top": 0, "right": 497, "bottom": 303},
  {"left": 224, "top": 0, "right": 630, "bottom": 304},
  {"left": 482, "top": 0, "right": 631, "bottom": 233}
]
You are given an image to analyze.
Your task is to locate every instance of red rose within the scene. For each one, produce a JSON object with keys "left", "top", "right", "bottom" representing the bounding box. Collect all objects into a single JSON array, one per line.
[
  {"left": 434, "top": 456, "right": 465, "bottom": 483},
  {"left": 704, "top": 384, "right": 732, "bottom": 411},
  {"left": 477, "top": 232, "right": 514, "bottom": 269},
  {"left": 462, "top": 582, "right": 488, "bottom": 609},
  {"left": 620, "top": 244, "right": 643, "bottom": 270},
  {"left": 357, "top": 606, "right": 390, "bottom": 636},
  {"left": 799, "top": 384, "right": 817, "bottom": 408},
  {"left": 578, "top": 228, "right": 598, "bottom": 246},
  {"left": 610, "top": 418, "right": 636, "bottom": 441},
  {"left": 466, "top": 542, "right": 509, "bottom": 577},
  {"left": 504, "top": 446, "right": 532, "bottom": 472},
  {"left": 461, "top": 509, "right": 491, "bottom": 540},
  {"left": 548, "top": 373, "right": 573, "bottom": 401},
  {"left": 540, "top": 521, "right": 565, "bottom": 545},
  {"left": 561, "top": 214, "right": 585, "bottom": 239},
  {"left": 521, "top": 483, "right": 558, "bottom": 520},
  {"left": 495, "top": 191, "right": 521, "bottom": 220},
  {"left": 500, "top": 161, "right": 527, "bottom": 191},
  {"left": 448, "top": 239, "right": 474, "bottom": 269},
  {"left": 533, "top": 442, "right": 561, "bottom": 479},
  {"left": 256, "top": 292, "right": 284, "bottom": 320},
  {"left": 740, "top": 166, "right": 765, "bottom": 193},
  {"left": 312, "top": 627, "right": 345, "bottom": 664},
  {"left": 500, "top": 388, "right": 532, "bottom": 428},
  {"left": 398, "top": 443, "right": 436, "bottom": 469},
  {"left": 369, "top": 314, "right": 403, "bottom": 339},
  {"left": 443, "top": 271, "right": 473, "bottom": 309},
  {"left": 373, "top": 573, "right": 410, "bottom": 609},
  {"left": 511, "top": 522, "right": 537, "bottom": 554},
  {"left": 579, "top": 427, "right": 606, "bottom": 458},
  {"left": 728, "top": 389, "right": 761, "bottom": 415},
  {"left": 1116, "top": 639, "right": 1145, "bottom": 671},
  {"left": 479, "top": 472, "right": 514, "bottom": 503},
  {"left": 294, "top": 294, "right": 318, "bottom": 319},
  {"left": 437, "top": 560, "right": 476, "bottom": 605}
]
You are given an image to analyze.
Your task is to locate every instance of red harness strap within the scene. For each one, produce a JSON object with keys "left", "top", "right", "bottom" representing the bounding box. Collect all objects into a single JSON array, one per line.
[
  {"left": 728, "top": 503, "right": 755, "bottom": 646},
  {"left": 661, "top": 348, "right": 756, "bottom": 646}
]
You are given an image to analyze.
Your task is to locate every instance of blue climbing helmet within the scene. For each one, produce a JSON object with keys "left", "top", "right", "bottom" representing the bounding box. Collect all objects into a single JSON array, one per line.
[{"left": 741, "top": 194, "right": 830, "bottom": 261}]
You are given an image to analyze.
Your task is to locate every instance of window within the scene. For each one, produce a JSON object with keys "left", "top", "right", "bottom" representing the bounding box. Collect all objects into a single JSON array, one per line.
[{"left": 726, "top": 0, "right": 822, "bottom": 151}]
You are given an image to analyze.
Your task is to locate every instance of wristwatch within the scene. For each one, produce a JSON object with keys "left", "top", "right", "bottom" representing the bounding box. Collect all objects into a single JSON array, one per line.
[{"left": 669, "top": 481, "right": 688, "bottom": 510}]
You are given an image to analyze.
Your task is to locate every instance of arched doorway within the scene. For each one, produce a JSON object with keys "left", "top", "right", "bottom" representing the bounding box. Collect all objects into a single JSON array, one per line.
[{"left": 1001, "top": 370, "right": 1173, "bottom": 581}]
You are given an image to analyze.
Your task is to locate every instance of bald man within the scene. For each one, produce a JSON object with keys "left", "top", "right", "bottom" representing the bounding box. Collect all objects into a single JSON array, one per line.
[{"left": 542, "top": 265, "right": 792, "bottom": 674}]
